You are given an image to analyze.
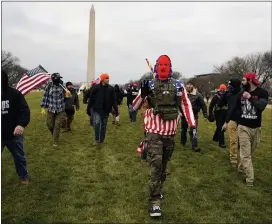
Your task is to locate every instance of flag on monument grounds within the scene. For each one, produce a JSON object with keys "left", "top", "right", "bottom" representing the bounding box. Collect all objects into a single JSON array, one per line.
[{"left": 16, "top": 65, "right": 51, "bottom": 95}]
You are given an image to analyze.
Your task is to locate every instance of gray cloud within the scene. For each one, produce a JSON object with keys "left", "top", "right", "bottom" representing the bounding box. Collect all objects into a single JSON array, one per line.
[{"left": 2, "top": 2, "right": 271, "bottom": 84}]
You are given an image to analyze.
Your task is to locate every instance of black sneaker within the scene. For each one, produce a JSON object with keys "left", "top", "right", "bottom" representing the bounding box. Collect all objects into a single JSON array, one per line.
[
  {"left": 219, "top": 144, "right": 226, "bottom": 148},
  {"left": 150, "top": 205, "right": 161, "bottom": 217},
  {"left": 192, "top": 147, "right": 201, "bottom": 152}
]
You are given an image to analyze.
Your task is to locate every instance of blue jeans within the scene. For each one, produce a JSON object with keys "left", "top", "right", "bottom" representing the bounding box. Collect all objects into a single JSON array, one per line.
[
  {"left": 93, "top": 111, "right": 109, "bottom": 143},
  {"left": 181, "top": 115, "right": 199, "bottom": 149},
  {"left": 1, "top": 136, "right": 29, "bottom": 180},
  {"left": 128, "top": 105, "right": 137, "bottom": 122}
]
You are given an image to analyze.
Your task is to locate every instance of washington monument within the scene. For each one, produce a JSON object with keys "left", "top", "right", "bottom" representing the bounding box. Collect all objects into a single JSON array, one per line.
[{"left": 87, "top": 4, "right": 95, "bottom": 82}]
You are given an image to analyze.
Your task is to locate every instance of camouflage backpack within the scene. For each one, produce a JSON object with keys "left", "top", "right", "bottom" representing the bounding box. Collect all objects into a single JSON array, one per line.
[{"left": 148, "top": 78, "right": 180, "bottom": 120}]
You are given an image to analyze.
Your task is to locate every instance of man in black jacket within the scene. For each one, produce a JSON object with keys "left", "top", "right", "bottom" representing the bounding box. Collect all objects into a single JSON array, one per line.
[
  {"left": 181, "top": 82, "right": 208, "bottom": 152},
  {"left": 1, "top": 70, "right": 30, "bottom": 184},
  {"left": 209, "top": 84, "right": 228, "bottom": 148},
  {"left": 87, "top": 73, "right": 118, "bottom": 145},
  {"left": 63, "top": 81, "right": 79, "bottom": 131},
  {"left": 218, "top": 79, "right": 241, "bottom": 167}
]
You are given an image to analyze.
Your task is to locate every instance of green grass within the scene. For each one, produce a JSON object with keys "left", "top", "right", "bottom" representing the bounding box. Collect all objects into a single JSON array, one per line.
[{"left": 2, "top": 92, "right": 272, "bottom": 223}]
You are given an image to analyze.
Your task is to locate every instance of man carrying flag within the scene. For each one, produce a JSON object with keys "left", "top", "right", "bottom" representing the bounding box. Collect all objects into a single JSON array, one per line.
[{"left": 40, "top": 73, "right": 71, "bottom": 147}]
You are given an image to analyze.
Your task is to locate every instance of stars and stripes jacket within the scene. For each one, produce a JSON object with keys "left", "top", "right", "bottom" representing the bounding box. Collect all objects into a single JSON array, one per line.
[{"left": 132, "top": 79, "right": 196, "bottom": 136}]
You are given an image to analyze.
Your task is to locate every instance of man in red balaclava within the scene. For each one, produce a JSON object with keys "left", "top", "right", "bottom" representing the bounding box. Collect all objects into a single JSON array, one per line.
[{"left": 132, "top": 55, "right": 196, "bottom": 217}]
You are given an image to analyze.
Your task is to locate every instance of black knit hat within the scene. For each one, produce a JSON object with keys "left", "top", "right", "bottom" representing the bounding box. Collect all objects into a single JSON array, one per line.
[
  {"left": 228, "top": 79, "right": 241, "bottom": 89},
  {"left": 66, "top": 81, "right": 73, "bottom": 87}
]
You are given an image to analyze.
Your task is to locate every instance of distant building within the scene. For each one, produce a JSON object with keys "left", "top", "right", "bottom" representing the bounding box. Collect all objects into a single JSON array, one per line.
[{"left": 194, "top": 73, "right": 221, "bottom": 78}]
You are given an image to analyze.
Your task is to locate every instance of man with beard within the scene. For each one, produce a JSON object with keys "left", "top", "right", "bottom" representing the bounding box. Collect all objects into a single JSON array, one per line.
[
  {"left": 87, "top": 73, "right": 118, "bottom": 146},
  {"left": 132, "top": 55, "right": 195, "bottom": 217},
  {"left": 208, "top": 84, "right": 228, "bottom": 148},
  {"left": 218, "top": 79, "right": 241, "bottom": 167},
  {"left": 1, "top": 70, "right": 31, "bottom": 184},
  {"left": 180, "top": 81, "right": 208, "bottom": 152},
  {"left": 41, "top": 73, "right": 69, "bottom": 147},
  {"left": 63, "top": 81, "right": 80, "bottom": 131},
  {"left": 223, "top": 73, "right": 268, "bottom": 187}
]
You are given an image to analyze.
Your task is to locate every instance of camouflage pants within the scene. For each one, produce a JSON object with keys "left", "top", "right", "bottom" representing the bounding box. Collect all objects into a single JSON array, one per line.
[
  {"left": 144, "top": 133, "right": 175, "bottom": 206},
  {"left": 46, "top": 111, "right": 66, "bottom": 144}
]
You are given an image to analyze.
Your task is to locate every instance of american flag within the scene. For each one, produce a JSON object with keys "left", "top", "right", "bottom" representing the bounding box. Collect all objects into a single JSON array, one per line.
[
  {"left": 91, "top": 77, "right": 100, "bottom": 85},
  {"left": 16, "top": 65, "right": 51, "bottom": 95}
]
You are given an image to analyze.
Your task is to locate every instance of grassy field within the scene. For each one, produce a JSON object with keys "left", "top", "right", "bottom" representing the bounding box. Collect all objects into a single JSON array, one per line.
[{"left": 1, "top": 92, "right": 272, "bottom": 223}]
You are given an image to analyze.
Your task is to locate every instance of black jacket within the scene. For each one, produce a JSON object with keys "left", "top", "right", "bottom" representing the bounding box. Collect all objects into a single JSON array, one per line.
[
  {"left": 1, "top": 87, "right": 30, "bottom": 140},
  {"left": 114, "top": 85, "right": 123, "bottom": 105},
  {"left": 87, "top": 83, "right": 118, "bottom": 115},
  {"left": 125, "top": 88, "right": 138, "bottom": 106},
  {"left": 187, "top": 88, "right": 208, "bottom": 117},
  {"left": 218, "top": 90, "right": 241, "bottom": 122},
  {"left": 65, "top": 88, "right": 79, "bottom": 115}
]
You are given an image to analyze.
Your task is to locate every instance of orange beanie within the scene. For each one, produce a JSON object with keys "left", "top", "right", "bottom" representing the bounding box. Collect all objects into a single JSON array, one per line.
[
  {"left": 218, "top": 84, "right": 227, "bottom": 91},
  {"left": 100, "top": 73, "right": 109, "bottom": 82}
]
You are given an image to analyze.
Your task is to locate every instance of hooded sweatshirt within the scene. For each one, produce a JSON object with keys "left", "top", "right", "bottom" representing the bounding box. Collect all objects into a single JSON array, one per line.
[
  {"left": 218, "top": 79, "right": 241, "bottom": 122},
  {"left": 1, "top": 71, "right": 30, "bottom": 140}
]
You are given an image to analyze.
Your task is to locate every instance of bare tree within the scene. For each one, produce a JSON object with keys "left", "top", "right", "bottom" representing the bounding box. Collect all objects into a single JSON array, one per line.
[
  {"left": 213, "top": 51, "right": 272, "bottom": 87},
  {"left": 1, "top": 50, "right": 28, "bottom": 85}
]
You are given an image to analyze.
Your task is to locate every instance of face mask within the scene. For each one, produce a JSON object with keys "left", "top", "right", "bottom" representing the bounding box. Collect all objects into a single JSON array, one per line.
[
  {"left": 156, "top": 55, "right": 171, "bottom": 80},
  {"left": 52, "top": 78, "right": 61, "bottom": 86},
  {"left": 227, "top": 85, "right": 234, "bottom": 92}
]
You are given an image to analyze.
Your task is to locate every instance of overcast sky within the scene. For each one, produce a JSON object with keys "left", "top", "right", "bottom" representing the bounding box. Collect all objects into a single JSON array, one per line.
[{"left": 2, "top": 2, "right": 271, "bottom": 84}]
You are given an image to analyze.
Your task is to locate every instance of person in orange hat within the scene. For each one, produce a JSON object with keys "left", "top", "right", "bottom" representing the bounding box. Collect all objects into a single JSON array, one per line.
[
  {"left": 86, "top": 73, "right": 118, "bottom": 146},
  {"left": 223, "top": 72, "right": 268, "bottom": 187},
  {"left": 208, "top": 84, "right": 228, "bottom": 148}
]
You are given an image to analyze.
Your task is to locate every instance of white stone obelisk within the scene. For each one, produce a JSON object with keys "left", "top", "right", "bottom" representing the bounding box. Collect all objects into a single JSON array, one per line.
[{"left": 87, "top": 4, "right": 95, "bottom": 83}]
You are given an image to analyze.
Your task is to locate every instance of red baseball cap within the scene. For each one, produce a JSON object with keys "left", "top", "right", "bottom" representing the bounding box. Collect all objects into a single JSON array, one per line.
[{"left": 243, "top": 72, "right": 260, "bottom": 85}]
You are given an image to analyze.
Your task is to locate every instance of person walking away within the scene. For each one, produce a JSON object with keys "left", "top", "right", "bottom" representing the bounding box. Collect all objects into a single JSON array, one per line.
[
  {"left": 1, "top": 70, "right": 31, "bottom": 184},
  {"left": 218, "top": 79, "right": 241, "bottom": 167},
  {"left": 132, "top": 55, "right": 196, "bottom": 217},
  {"left": 223, "top": 73, "right": 268, "bottom": 187},
  {"left": 180, "top": 81, "right": 208, "bottom": 152},
  {"left": 63, "top": 81, "right": 80, "bottom": 131},
  {"left": 208, "top": 84, "right": 228, "bottom": 148},
  {"left": 83, "top": 82, "right": 97, "bottom": 126},
  {"left": 41, "top": 73, "right": 70, "bottom": 147},
  {"left": 86, "top": 73, "right": 118, "bottom": 146}
]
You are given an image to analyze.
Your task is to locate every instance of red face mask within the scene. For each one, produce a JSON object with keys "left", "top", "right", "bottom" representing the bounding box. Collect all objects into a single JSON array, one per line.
[{"left": 156, "top": 55, "right": 171, "bottom": 80}]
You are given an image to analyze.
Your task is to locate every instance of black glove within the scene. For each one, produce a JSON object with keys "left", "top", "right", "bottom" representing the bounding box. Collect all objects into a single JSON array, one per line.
[
  {"left": 140, "top": 80, "right": 149, "bottom": 98},
  {"left": 87, "top": 107, "right": 91, "bottom": 116},
  {"left": 208, "top": 114, "right": 215, "bottom": 122}
]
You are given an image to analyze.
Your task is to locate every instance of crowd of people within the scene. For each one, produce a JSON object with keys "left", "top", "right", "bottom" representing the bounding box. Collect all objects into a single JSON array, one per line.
[{"left": 1, "top": 54, "right": 269, "bottom": 217}]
